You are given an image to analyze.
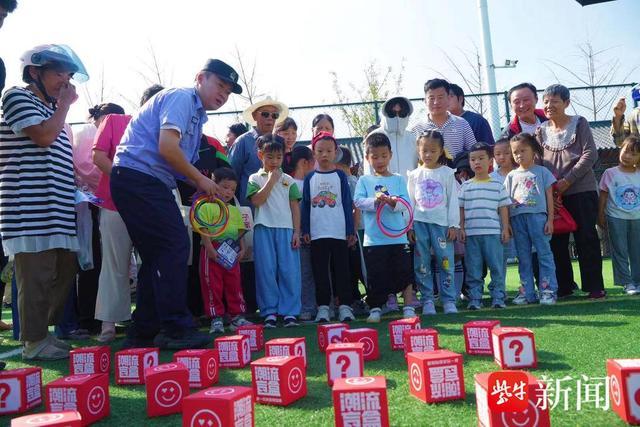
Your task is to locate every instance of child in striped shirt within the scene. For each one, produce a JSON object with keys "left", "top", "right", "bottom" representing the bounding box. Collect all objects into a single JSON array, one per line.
[{"left": 459, "top": 143, "right": 511, "bottom": 309}]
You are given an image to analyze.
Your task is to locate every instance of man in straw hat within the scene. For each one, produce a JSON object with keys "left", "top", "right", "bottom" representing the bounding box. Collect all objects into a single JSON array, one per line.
[
  {"left": 111, "top": 58, "right": 242, "bottom": 350},
  {"left": 230, "top": 97, "right": 288, "bottom": 207}
]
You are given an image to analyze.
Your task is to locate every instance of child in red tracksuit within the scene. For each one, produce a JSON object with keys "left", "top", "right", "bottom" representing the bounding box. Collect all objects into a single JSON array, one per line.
[{"left": 198, "top": 167, "right": 253, "bottom": 333}]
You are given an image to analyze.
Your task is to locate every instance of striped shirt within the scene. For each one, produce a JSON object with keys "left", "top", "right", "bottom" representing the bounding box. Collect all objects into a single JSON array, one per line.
[
  {"left": 0, "top": 87, "right": 78, "bottom": 255},
  {"left": 459, "top": 178, "right": 510, "bottom": 236},
  {"left": 411, "top": 112, "right": 477, "bottom": 158}
]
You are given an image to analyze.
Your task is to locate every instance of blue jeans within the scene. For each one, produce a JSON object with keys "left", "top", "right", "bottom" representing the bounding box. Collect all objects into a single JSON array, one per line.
[
  {"left": 414, "top": 221, "right": 455, "bottom": 303},
  {"left": 111, "top": 167, "right": 195, "bottom": 338},
  {"left": 253, "top": 225, "right": 301, "bottom": 317},
  {"left": 464, "top": 234, "right": 506, "bottom": 303},
  {"left": 606, "top": 216, "right": 640, "bottom": 286},
  {"left": 511, "top": 213, "right": 558, "bottom": 301}
]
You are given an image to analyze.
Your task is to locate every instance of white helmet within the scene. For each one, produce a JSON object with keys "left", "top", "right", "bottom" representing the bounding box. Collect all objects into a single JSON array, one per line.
[{"left": 20, "top": 44, "right": 89, "bottom": 83}]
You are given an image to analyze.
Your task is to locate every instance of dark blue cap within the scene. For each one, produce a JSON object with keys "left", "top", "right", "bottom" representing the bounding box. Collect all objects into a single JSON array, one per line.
[{"left": 202, "top": 59, "right": 242, "bottom": 94}]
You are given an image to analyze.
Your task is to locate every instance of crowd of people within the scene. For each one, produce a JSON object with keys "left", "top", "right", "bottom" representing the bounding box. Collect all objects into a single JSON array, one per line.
[{"left": 1, "top": 0, "right": 639, "bottom": 362}]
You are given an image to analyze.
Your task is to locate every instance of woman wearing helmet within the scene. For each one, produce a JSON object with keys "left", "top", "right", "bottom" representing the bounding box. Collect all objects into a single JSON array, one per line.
[{"left": 0, "top": 44, "right": 88, "bottom": 360}]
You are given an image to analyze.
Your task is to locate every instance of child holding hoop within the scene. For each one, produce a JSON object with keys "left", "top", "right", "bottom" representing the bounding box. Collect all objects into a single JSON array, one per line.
[
  {"left": 354, "top": 133, "right": 414, "bottom": 322},
  {"left": 196, "top": 168, "right": 253, "bottom": 333},
  {"left": 407, "top": 131, "right": 460, "bottom": 315}
]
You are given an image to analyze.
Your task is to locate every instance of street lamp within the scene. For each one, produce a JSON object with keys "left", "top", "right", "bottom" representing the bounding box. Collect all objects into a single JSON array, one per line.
[{"left": 492, "top": 59, "right": 519, "bottom": 69}]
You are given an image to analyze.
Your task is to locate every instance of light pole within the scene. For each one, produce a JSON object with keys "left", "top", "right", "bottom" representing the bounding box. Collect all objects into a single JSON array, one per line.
[{"left": 477, "top": 0, "right": 501, "bottom": 138}]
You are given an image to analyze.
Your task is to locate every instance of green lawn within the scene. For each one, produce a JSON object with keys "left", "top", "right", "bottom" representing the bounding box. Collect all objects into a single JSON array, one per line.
[{"left": 0, "top": 260, "right": 636, "bottom": 426}]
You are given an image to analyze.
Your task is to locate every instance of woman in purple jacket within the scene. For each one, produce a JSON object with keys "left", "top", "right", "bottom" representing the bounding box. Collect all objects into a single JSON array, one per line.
[{"left": 537, "top": 84, "right": 605, "bottom": 299}]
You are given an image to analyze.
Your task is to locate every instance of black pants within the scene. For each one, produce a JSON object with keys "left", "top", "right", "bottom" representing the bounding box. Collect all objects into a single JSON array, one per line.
[
  {"left": 187, "top": 232, "right": 204, "bottom": 317},
  {"left": 349, "top": 240, "right": 365, "bottom": 300},
  {"left": 364, "top": 244, "right": 412, "bottom": 309},
  {"left": 240, "top": 261, "right": 257, "bottom": 314},
  {"left": 77, "top": 204, "right": 101, "bottom": 333},
  {"left": 550, "top": 191, "right": 604, "bottom": 295},
  {"left": 311, "top": 238, "right": 352, "bottom": 306}
]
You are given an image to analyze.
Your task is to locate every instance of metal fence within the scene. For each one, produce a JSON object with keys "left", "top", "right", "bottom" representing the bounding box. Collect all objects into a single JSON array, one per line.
[{"left": 199, "top": 82, "right": 637, "bottom": 143}]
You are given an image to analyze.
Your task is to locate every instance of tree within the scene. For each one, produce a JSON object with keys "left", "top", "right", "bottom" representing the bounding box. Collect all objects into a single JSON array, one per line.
[
  {"left": 543, "top": 42, "right": 638, "bottom": 121},
  {"left": 330, "top": 60, "right": 405, "bottom": 137}
]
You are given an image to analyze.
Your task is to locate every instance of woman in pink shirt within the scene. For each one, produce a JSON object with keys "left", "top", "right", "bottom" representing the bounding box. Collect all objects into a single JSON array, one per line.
[{"left": 92, "top": 85, "right": 163, "bottom": 342}]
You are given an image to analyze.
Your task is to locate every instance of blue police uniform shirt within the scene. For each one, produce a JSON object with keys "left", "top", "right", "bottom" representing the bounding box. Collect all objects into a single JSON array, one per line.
[{"left": 113, "top": 87, "right": 207, "bottom": 189}]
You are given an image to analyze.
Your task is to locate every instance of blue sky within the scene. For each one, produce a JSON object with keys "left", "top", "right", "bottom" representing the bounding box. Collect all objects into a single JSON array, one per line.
[{"left": 1, "top": 0, "right": 638, "bottom": 138}]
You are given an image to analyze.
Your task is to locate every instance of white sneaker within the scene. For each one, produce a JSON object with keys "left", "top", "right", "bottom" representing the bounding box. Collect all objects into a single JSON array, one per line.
[
  {"left": 209, "top": 317, "right": 224, "bottom": 334},
  {"left": 623, "top": 284, "right": 639, "bottom": 295},
  {"left": 338, "top": 305, "right": 355, "bottom": 322},
  {"left": 315, "top": 305, "right": 330, "bottom": 323},
  {"left": 403, "top": 306, "right": 416, "bottom": 318},
  {"left": 229, "top": 315, "right": 253, "bottom": 331},
  {"left": 443, "top": 302, "right": 458, "bottom": 314},
  {"left": 367, "top": 308, "right": 382, "bottom": 323},
  {"left": 422, "top": 301, "right": 436, "bottom": 316},
  {"left": 512, "top": 286, "right": 532, "bottom": 305},
  {"left": 539, "top": 290, "right": 557, "bottom": 305}
]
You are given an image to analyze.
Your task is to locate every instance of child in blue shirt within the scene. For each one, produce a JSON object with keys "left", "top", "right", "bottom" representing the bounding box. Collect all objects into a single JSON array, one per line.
[
  {"left": 505, "top": 133, "right": 558, "bottom": 305},
  {"left": 246, "top": 134, "right": 302, "bottom": 328},
  {"left": 354, "top": 133, "right": 414, "bottom": 322}
]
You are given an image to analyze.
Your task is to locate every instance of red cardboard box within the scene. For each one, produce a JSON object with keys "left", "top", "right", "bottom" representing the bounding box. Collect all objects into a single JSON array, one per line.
[
  {"left": 236, "top": 324, "right": 265, "bottom": 352},
  {"left": 407, "top": 350, "right": 465, "bottom": 403},
  {"left": 251, "top": 356, "right": 307, "bottom": 406},
  {"left": 332, "top": 376, "right": 389, "bottom": 427},
  {"left": 214, "top": 335, "right": 252, "bottom": 369},
  {"left": 11, "top": 411, "right": 82, "bottom": 426},
  {"left": 264, "top": 338, "right": 307, "bottom": 367},
  {"left": 182, "top": 386, "right": 254, "bottom": 427},
  {"left": 464, "top": 320, "right": 500, "bottom": 356},
  {"left": 173, "top": 349, "right": 219, "bottom": 388},
  {"left": 326, "top": 343, "right": 365, "bottom": 386},
  {"left": 475, "top": 371, "right": 550, "bottom": 427},
  {"left": 388, "top": 317, "right": 420, "bottom": 350},
  {"left": 403, "top": 328, "right": 439, "bottom": 358},
  {"left": 341, "top": 328, "right": 379, "bottom": 361},
  {"left": 317, "top": 323, "right": 349, "bottom": 352},
  {"left": 45, "top": 374, "right": 109, "bottom": 426},
  {"left": 144, "top": 362, "right": 190, "bottom": 417},
  {"left": 0, "top": 367, "right": 42, "bottom": 416},
  {"left": 69, "top": 346, "right": 111, "bottom": 375},
  {"left": 115, "top": 347, "right": 159, "bottom": 385},
  {"left": 608, "top": 359, "right": 640, "bottom": 425},
  {"left": 492, "top": 327, "right": 537, "bottom": 369}
]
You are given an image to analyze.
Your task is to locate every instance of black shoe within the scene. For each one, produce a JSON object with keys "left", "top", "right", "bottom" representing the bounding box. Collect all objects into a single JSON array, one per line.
[
  {"left": 283, "top": 316, "right": 298, "bottom": 328},
  {"left": 264, "top": 315, "right": 277, "bottom": 329},
  {"left": 153, "top": 329, "right": 212, "bottom": 350},
  {"left": 120, "top": 336, "right": 155, "bottom": 350}
]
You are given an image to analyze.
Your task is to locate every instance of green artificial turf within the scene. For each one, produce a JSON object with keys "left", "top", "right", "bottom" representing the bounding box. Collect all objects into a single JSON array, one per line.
[{"left": 0, "top": 260, "right": 636, "bottom": 426}]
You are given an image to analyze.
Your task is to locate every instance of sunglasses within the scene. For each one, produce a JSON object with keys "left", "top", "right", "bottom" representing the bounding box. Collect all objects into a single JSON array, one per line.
[
  {"left": 389, "top": 111, "right": 408, "bottom": 118},
  {"left": 259, "top": 111, "right": 280, "bottom": 120}
]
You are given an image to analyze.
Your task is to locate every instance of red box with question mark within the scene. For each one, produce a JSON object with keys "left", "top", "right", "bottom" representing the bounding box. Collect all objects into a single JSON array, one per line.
[
  {"left": 317, "top": 323, "right": 349, "bottom": 352},
  {"left": 10, "top": 411, "right": 83, "bottom": 426},
  {"left": 388, "top": 317, "right": 421, "bottom": 350},
  {"left": 464, "top": 320, "right": 501, "bottom": 356},
  {"left": 214, "top": 335, "right": 252, "bottom": 369},
  {"left": 69, "top": 346, "right": 111, "bottom": 376},
  {"left": 607, "top": 358, "right": 640, "bottom": 425},
  {"left": 45, "top": 373, "right": 110, "bottom": 426},
  {"left": 236, "top": 324, "right": 265, "bottom": 352},
  {"left": 173, "top": 349, "right": 219, "bottom": 388},
  {"left": 341, "top": 328, "right": 379, "bottom": 361},
  {"left": 474, "top": 371, "right": 550, "bottom": 427},
  {"left": 492, "top": 327, "right": 537, "bottom": 369},
  {"left": 250, "top": 355, "right": 307, "bottom": 406},
  {"left": 403, "top": 328, "right": 439, "bottom": 359},
  {"left": 144, "top": 362, "right": 190, "bottom": 417},
  {"left": 326, "top": 343, "right": 365, "bottom": 386},
  {"left": 332, "top": 376, "right": 390, "bottom": 427},
  {"left": 407, "top": 350, "right": 465, "bottom": 403},
  {"left": 265, "top": 338, "right": 307, "bottom": 368},
  {"left": 0, "top": 367, "right": 42, "bottom": 415},
  {"left": 181, "top": 386, "right": 254, "bottom": 427},
  {"left": 115, "top": 347, "right": 159, "bottom": 385}
]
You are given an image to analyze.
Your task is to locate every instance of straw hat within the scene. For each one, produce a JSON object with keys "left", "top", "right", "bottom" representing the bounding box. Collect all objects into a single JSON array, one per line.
[{"left": 242, "top": 97, "right": 289, "bottom": 126}]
